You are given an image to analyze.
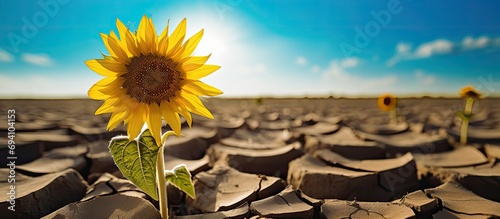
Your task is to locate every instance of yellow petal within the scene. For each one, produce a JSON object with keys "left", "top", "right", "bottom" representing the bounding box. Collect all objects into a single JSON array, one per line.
[
  {"left": 95, "top": 97, "right": 120, "bottom": 114},
  {"left": 182, "top": 80, "right": 223, "bottom": 96},
  {"left": 166, "top": 18, "right": 186, "bottom": 55},
  {"left": 180, "top": 29, "right": 203, "bottom": 59},
  {"left": 160, "top": 101, "right": 181, "bottom": 136},
  {"left": 85, "top": 59, "right": 126, "bottom": 77},
  {"left": 127, "top": 104, "right": 146, "bottom": 140},
  {"left": 95, "top": 76, "right": 119, "bottom": 87},
  {"left": 107, "top": 33, "right": 130, "bottom": 64},
  {"left": 121, "top": 94, "right": 139, "bottom": 109},
  {"left": 166, "top": 38, "right": 184, "bottom": 58},
  {"left": 115, "top": 19, "right": 132, "bottom": 56},
  {"left": 136, "top": 15, "right": 149, "bottom": 54},
  {"left": 107, "top": 110, "right": 128, "bottom": 130},
  {"left": 185, "top": 65, "right": 220, "bottom": 80},
  {"left": 180, "top": 55, "right": 211, "bottom": 71},
  {"left": 171, "top": 98, "right": 192, "bottom": 128},
  {"left": 158, "top": 19, "right": 170, "bottom": 42},
  {"left": 157, "top": 19, "right": 170, "bottom": 55},
  {"left": 109, "top": 31, "right": 120, "bottom": 45},
  {"left": 158, "top": 36, "right": 169, "bottom": 56},
  {"left": 88, "top": 83, "right": 110, "bottom": 100},
  {"left": 147, "top": 103, "right": 162, "bottom": 146},
  {"left": 145, "top": 16, "right": 157, "bottom": 53},
  {"left": 125, "top": 30, "right": 140, "bottom": 57},
  {"left": 99, "top": 78, "right": 125, "bottom": 96},
  {"left": 100, "top": 33, "right": 116, "bottom": 58},
  {"left": 171, "top": 44, "right": 187, "bottom": 62},
  {"left": 177, "top": 90, "right": 214, "bottom": 119},
  {"left": 116, "top": 18, "right": 129, "bottom": 43}
]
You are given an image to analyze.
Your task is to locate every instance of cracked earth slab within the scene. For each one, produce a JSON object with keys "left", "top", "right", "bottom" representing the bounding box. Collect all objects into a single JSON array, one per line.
[
  {"left": 18, "top": 145, "right": 88, "bottom": 174},
  {"left": 164, "top": 136, "right": 209, "bottom": 160},
  {"left": 448, "top": 126, "right": 500, "bottom": 143},
  {"left": 354, "top": 122, "right": 409, "bottom": 135},
  {"left": 175, "top": 203, "right": 249, "bottom": 219},
  {"left": 392, "top": 190, "right": 439, "bottom": 216},
  {"left": 250, "top": 185, "right": 322, "bottom": 218},
  {"left": 357, "top": 130, "right": 451, "bottom": 156},
  {"left": 16, "top": 130, "right": 80, "bottom": 151},
  {"left": 320, "top": 199, "right": 416, "bottom": 219},
  {"left": 0, "top": 169, "right": 88, "bottom": 218},
  {"left": 413, "top": 146, "right": 488, "bottom": 168},
  {"left": 425, "top": 181, "right": 500, "bottom": 217},
  {"left": 288, "top": 154, "right": 419, "bottom": 201},
  {"left": 485, "top": 144, "right": 500, "bottom": 159},
  {"left": 293, "top": 121, "right": 341, "bottom": 136},
  {"left": 307, "top": 126, "right": 386, "bottom": 160},
  {"left": 208, "top": 142, "right": 303, "bottom": 178},
  {"left": 83, "top": 173, "right": 147, "bottom": 201},
  {"left": 42, "top": 194, "right": 161, "bottom": 219},
  {"left": 314, "top": 149, "right": 415, "bottom": 172},
  {"left": 0, "top": 140, "right": 42, "bottom": 165},
  {"left": 420, "top": 159, "right": 500, "bottom": 202},
  {"left": 86, "top": 140, "right": 118, "bottom": 179},
  {"left": 186, "top": 165, "right": 286, "bottom": 213},
  {"left": 219, "top": 129, "right": 293, "bottom": 150}
]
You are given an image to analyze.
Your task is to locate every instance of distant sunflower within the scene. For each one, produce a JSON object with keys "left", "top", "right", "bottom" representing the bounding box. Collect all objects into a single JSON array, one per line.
[
  {"left": 459, "top": 85, "right": 481, "bottom": 99},
  {"left": 377, "top": 93, "right": 397, "bottom": 112},
  {"left": 86, "top": 16, "right": 222, "bottom": 145}
]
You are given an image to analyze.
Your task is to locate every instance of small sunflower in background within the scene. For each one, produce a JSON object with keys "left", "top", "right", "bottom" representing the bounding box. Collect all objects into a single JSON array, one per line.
[
  {"left": 86, "top": 16, "right": 223, "bottom": 145},
  {"left": 457, "top": 85, "right": 482, "bottom": 145},
  {"left": 459, "top": 85, "right": 482, "bottom": 100},
  {"left": 377, "top": 93, "right": 397, "bottom": 112},
  {"left": 377, "top": 93, "right": 398, "bottom": 123}
]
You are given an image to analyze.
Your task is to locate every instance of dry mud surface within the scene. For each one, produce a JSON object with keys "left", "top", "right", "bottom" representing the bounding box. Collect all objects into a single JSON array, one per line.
[{"left": 1, "top": 98, "right": 500, "bottom": 219}]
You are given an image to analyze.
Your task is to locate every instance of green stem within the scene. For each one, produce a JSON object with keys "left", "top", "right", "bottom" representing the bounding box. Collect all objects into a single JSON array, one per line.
[
  {"left": 156, "top": 144, "right": 168, "bottom": 218},
  {"left": 460, "top": 118, "right": 469, "bottom": 145},
  {"left": 389, "top": 108, "right": 397, "bottom": 124},
  {"left": 464, "top": 97, "right": 474, "bottom": 116},
  {"left": 460, "top": 97, "right": 474, "bottom": 145}
]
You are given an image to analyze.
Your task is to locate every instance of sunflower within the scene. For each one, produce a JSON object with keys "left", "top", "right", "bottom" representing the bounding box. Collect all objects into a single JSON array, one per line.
[
  {"left": 377, "top": 93, "right": 397, "bottom": 112},
  {"left": 86, "top": 15, "right": 223, "bottom": 145},
  {"left": 459, "top": 85, "right": 481, "bottom": 99}
]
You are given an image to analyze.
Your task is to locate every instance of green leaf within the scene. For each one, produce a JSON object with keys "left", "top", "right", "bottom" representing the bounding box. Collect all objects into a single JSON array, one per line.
[
  {"left": 108, "top": 129, "right": 159, "bottom": 200},
  {"left": 165, "top": 164, "right": 196, "bottom": 199}
]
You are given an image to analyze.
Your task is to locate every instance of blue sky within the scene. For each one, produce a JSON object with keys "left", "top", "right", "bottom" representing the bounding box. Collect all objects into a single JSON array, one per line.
[{"left": 1, "top": 0, "right": 500, "bottom": 98}]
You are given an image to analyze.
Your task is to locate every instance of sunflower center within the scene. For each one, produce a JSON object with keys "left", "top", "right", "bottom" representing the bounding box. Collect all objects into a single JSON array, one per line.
[
  {"left": 123, "top": 54, "right": 181, "bottom": 104},
  {"left": 465, "top": 91, "right": 479, "bottom": 98},
  {"left": 383, "top": 97, "right": 392, "bottom": 105}
]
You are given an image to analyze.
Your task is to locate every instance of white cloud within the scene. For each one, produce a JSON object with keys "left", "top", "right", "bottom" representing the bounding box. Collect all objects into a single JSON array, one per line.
[
  {"left": 387, "top": 36, "right": 500, "bottom": 66},
  {"left": 414, "top": 39, "right": 454, "bottom": 58},
  {"left": 396, "top": 42, "right": 411, "bottom": 54},
  {"left": 322, "top": 58, "right": 397, "bottom": 93},
  {"left": 21, "top": 53, "right": 55, "bottom": 66},
  {"left": 414, "top": 70, "right": 436, "bottom": 85},
  {"left": 340, "top": 57, "right": 359, "bottom": 68},
  {"left": 295, "top": 56, "right": 308, "bottom": 66},
  {"left": 0, "top": 49, "right": 14, "bottom": 62},
  {"left": 462, "top": 36, "right": 490, "bottom": 50}
]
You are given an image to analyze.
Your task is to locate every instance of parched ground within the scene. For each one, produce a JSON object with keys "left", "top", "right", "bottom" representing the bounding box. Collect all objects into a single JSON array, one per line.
[{"left": 1, "top": 98, "right": 500, "bottom": 218}]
